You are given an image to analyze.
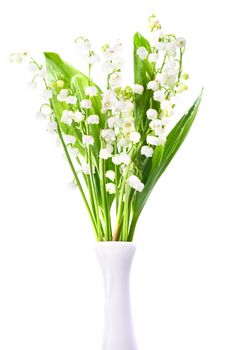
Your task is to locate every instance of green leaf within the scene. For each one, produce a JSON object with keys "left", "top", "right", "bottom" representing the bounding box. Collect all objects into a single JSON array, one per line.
[
  {"left": 133, "top": 32, "right": 154, "bottom": 129},
  {"left": 133, "top": 90, "right": 203, "bottom": 222},
  {"left": 162, "top": 90, "right": 203, "bottom": 167},
  {"left": 152, "top": 144, "right": 165, "bottom": 169},
  {"left": 44, "top": 52, "right": 78, "bottom": 81},
  {"left": 44, "top": 52, "right": 105, "bottom": 159},
  {"left": 133, "top": 32, "right": 154, "bottom": 84}
]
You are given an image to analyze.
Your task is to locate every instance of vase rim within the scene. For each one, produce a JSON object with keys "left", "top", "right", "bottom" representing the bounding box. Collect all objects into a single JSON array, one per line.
[{"left": 95, "top": 241, "right": 136, "bottom": 247}]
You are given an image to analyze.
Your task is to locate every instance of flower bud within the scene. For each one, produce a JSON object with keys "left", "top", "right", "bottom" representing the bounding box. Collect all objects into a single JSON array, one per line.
[
  {"left": 56, "top": 80, "right": 65, "bottom": 88},
  {"left": 148, "top": 14, "right": 161, "bottom": 31},
  {"left": 122, "top": 86, "right": 133, "bottom": 99},
  {"left": 182, "top": 73, "right": 189, "bottom": 80},
  {"left": 176, "top": 83, "right": 188, "bottom": 93},
  {"left": 101, "top": 44, "right": 109, "bottom": 52}
]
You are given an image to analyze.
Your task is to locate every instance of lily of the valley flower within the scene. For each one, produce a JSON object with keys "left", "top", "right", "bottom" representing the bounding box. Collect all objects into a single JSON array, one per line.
[
  {"left": 132, "top": 84, "right": 144, "bottom": 94},
  {"left": 57, "top": 89, "right": 69, "bottom": 102},
  {"left": 100, "top": 146, "right": 113, "bottom": 160},
  {"left": 147, "top": 135, "right": 158, "bottom": 146},
  {"left": 153, "top": 90, "right": 165, "bottom": 102},
  {"left": 73, "top": 111, "right": 85, "bottom": 123},
  {"left": 81, "top": 163, "right": 91, "bottom": 175},
  {"left": 102, "top": 61, "right": 114, "bottom": 75},
  {"left": 147, "top": 80, "right": 160, "bottom": 91},
  {"left": 66, "top": 96, "right": 77, "bottom": 105},
  {"left": 75, "top": 37, "right": 91, "bottom": 54},
  {"left": 128, "top": 175, "right": 144, "bottom": 192},
  {"left": 36, "top": 111, "right": 47, "bottom": 120},
  {"left": 107, "top": 116, "right": 121, "bottom": 128},
  {"left": 176, "top": 37, "right": 186, "bottom": 48},
  {"left": 61, "top": 110, "right": 74, "bottom": 125},
  {"left": 68, "top": 181, "right": 77, "bottom": 190},
  {"left": 69, "top": 146, "right": 79, "bottom": 157},
  {"left": 9, "top": 52, "right": 28, "bottom": 64},
  {"left": 117, "top": 137, "right": 130, "bottom": 148},
  {"left": 137, "top": 47, "right": 148, "bottom": 60},
  {"left": 47, "top": 121, "right": 57, "bottom": 134},
  {"left": 109, "top": 72, "right": 122, "bottom": 89},
  {"left": 80, "top": 99, "right": 92, "bottom": 109},
  {"left": 85, "top": 86, "right": 98, "bottom": 97},
  {"left": 105, "top": 170, "right": 115, "bottom": 181},
  {"left": 82, "top": 135, "right": 94, "bottom": 146},
  {"left": 157, "top": 135, "right": 167, "bottom": 145},
  {"left": 148, "top": 52, "right": 159, "bottom": 63},
  {"left": 106, "top": 183, "right": 116, "bottom": 194},
  {"left": 27, "top": 81, "right": 37, "bottom": 89},
  {"left": 112, "top": 152, "right": 131, "bottom": 166},
  {"left": 146, "top": 108, "right": 158, "bottom": 120},
  {"left": 166, "top": 42, "right": 177, "bottom": 57},
  {"left": 149, "top": 119, "right": 163, "bottom": 134},
  {"left": 130, "top": 131, "right": 141, "bottom": 143},
  {"left": 86, "top": 53, "right": 100, "bottom": 65},
  {"left": 141, "top": 145, "right": 154, "bottom": 157},
  {"left": 81, "top": 99, "right": 92, "bottom": 109},
  {"left": 87, "top": 115, "right": 99, "bottom": 124},
  {"left": 65, "top": 135, "right": 76, "bottom": 145},
  {"left": 101, "top": 129, "right": 116, "bottom": 143}
]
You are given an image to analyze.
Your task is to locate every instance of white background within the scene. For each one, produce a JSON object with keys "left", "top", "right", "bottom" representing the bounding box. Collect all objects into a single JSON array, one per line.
[{"left": 0, "top": 0, "right": 234, "bottom": 349}]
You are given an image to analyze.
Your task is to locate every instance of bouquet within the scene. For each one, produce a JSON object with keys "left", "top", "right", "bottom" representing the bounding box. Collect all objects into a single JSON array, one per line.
[{"left": 10, "top": 14, "right": 202, "bottom": 242}]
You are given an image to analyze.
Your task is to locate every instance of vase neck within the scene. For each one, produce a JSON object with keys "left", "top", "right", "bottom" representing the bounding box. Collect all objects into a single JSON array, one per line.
[
  {"left": 95, "top": 242, "right": 138, "bottom": 350},
  {"left": 95, "top": 242, "right": 136, "bottom": 274}
]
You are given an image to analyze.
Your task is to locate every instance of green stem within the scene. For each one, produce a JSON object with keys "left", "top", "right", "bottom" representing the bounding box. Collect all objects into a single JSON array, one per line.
[
  {"left": 114, "top": 155, "right": 133, "bottom": 241},
  {"left": 88, "top": 146, "right": 103, "bottom": 240},
  {"left": 56, "top": 119, "right": 99, "bottom": 238},
  {"left": 84, "top": 151, "right": 97, "bottom": 224},
  {"left": 114, "top": 142, "right": 119, "bottom": 214},
  {"left": 122, "top": 185, "right": 130, "bottom": 241},
  {"left": 128, "top": 212, "right": 139, "bottom": 242},
  {"left": 166, "top": 48, "right": 184, "bottom": 99},
  {"left": 99, "top": 157, "right": 111, "bottom": 240}
]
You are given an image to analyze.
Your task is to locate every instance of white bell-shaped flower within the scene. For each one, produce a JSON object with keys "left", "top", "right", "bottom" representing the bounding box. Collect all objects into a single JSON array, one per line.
[
  {"left": 73, "top": 111, "right": 85, "bottom": 123},
  {"left": 87, "top": 115, "right": 99, "bottom": 124},
  {"left": 130, "top": 131, "right": 141, "bottom": 143},
  {"left": 132, "top": 84, "right": 144, "bottom": 94},
  {"left": 85, "top": 86, "right": 98, "bottom": 97},
  {"left": 57, "top": 89, "right": 69, "bottom": 102},
  {"left": 82, "top": 135, "right": 94, "bottom": 146},
  {"left": 136, "top": 47, "right": 148, "bottom": 60},
  {"left": 128, "top": 175, "right": 144, "bottom": 192},
  {"left": 80, "top": 99, "right": 92, "bottom": 109},
  {"left": 146, "top": 108, "right": 158, "bottom": 120},
  {"left": 106, "top": 183, "right": 116, "bottom": 194},
  {"left": 141, "top": 145, "right": 153, "bottom": 157},
  {"left": 105, "top": 170, "right": 115, "bottom": 181},
  {"left": 61, "top": 110, "right": 74, "bottom": 125}
]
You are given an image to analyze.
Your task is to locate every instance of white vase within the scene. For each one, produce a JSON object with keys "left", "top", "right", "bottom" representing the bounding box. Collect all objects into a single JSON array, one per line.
[{"left": 95, "top": 242, "right": 138, "bottom": 350}]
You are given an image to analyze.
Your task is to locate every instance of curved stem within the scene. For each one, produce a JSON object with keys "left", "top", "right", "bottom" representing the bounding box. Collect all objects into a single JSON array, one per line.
[{"left": 56, "top": 119, "right": 99, "bottom": 238}]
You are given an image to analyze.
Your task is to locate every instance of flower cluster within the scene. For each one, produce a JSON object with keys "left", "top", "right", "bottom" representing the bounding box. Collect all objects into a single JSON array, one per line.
[
  {"left": 12, "top": 14, "right": 193, "bottom": 242},
  {"left": 75, "top": 37, "right": 100, "bottom": 65}
]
